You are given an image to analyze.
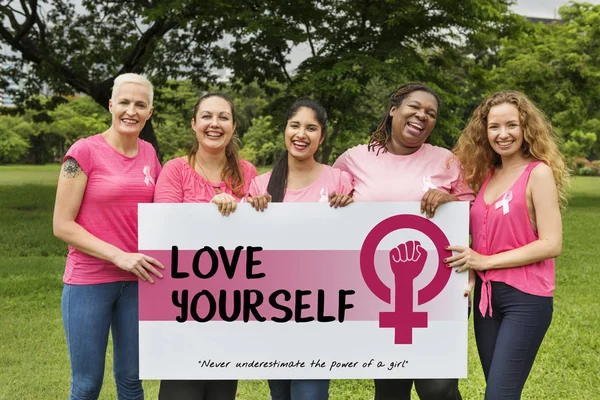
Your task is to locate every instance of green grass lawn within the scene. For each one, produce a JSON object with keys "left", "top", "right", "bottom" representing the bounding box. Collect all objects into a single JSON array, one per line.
[
  {"left": 0, "top": 164, "right": 61, "bottom": 186},
  {"left": 0, "top": 166, "right": 598, "bottom": 399}
]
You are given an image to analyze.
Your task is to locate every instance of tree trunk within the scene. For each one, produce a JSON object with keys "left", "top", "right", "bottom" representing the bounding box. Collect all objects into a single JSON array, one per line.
[
  {"left": 319, "top": 122, "right": 342, "bottom": 165},
  {"left": 140, "top": 120, "right": 160, "bottom": 160}
]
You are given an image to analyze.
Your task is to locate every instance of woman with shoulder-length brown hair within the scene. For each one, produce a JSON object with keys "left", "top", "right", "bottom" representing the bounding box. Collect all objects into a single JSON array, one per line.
[
  {"left": 154, "top": 92, "right": 257, "bottom": 399},
  {"left": 448, "top": 90, "right": 568, "bottom": 399}
]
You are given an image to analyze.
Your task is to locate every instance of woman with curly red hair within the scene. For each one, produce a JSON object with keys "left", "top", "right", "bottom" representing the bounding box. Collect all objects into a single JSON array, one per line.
[{"left": 448, "top": 90, "right": 569, "bottom": 399}]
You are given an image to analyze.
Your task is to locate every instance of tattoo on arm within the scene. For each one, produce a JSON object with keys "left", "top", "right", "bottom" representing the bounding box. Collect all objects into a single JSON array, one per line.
[{"left": 62, "top": 158, "right": 82, "bottom": 179}]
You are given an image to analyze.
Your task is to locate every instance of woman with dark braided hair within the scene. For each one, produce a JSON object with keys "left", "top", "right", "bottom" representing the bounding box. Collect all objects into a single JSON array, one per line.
[{"left": 333, "top": 82, "right": 474, "bottom": 400}]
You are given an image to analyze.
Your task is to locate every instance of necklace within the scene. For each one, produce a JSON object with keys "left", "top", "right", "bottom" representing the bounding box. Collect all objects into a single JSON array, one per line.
[
  {"left": 194, "top": 154, "right": 223, "bottom": 193},
  {"left": 194, "top": 156, "right": 210, "bottom": 181}
]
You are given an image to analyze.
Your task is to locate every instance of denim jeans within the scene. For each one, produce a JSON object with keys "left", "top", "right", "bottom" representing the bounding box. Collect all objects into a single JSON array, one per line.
[
  {"left": 62, "top": 281, "right": 142, "bottom": 400},
  {"left": 268, "top": 380, "right": 330, "bottom": 400},
  {"left": 474, "top": 278, "right": 553, "bottom": 400}
]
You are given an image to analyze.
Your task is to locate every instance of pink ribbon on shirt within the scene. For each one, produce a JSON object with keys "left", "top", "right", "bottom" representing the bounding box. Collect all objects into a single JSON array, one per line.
[
  {"left": 143, "top": 166, "right": 155, "bottom": 186},
  {"left": 319, "top": 188, "right": 329, "bottom": 203},
  {"left": 422, "top": 176, "right": 437, "bottom": 192},
  {"left": 495, "top": 190, "right": 513, "bottom": 215}
]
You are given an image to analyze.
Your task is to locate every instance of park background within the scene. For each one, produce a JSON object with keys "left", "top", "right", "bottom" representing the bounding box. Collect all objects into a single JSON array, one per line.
[{"left": 1, "top": 0, "right": 599, "bottom": 399}]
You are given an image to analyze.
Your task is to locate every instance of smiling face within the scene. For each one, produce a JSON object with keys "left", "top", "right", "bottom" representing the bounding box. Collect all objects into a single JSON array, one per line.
[
  {"left": 109, "top": 82, "right": 153, "bottom": 136},
  {"left": 387, "top": 90, "right": 438, "bottom": 155},
  {"left": 192, "top": 96, "right": 235, "bottom": 154},
  {"left": 486, "top": 102, "right": 525, "bottom": 159},
  {"left": 284, "top": 107, "right": 324, "bottom": 161}
]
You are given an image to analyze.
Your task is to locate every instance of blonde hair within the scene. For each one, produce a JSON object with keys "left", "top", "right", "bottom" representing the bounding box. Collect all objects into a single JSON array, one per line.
[
  {"left": 453, "top": 90, "right": 569, "bottom": 208},
  {"left": 111, "top": 73, "right": 154, "bottom": 107}
]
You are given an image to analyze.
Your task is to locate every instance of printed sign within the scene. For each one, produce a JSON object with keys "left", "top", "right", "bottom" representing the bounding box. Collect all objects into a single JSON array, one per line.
[{"left": 138, "top": 202, "right": 469, "bottom": 379}]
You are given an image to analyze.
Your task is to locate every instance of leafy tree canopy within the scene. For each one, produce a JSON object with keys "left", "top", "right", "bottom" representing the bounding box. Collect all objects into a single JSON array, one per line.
[{"left": 1, "top": 0, "right": 520, "bottom": 162}]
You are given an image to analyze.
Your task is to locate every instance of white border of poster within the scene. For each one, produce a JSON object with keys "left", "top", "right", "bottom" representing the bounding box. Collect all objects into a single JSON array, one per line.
[{"left": 138, "top": 202, "right": 469, "bottom": 380}]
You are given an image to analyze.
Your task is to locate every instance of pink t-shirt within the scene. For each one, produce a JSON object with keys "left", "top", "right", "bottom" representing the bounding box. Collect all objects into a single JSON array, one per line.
[
  {"left": 333, "top": 144, "right": 474, "bottom": 202},
  {"left": 154, "top": 157, "right": 257, "bottom": 203},
  {"left": 63, "top": 134, "right": 162, "bottom": 285},
  {"left": 471, "top": 161, "right": 554, "bottom": 317},
  {"left": 248, "top": 165, "right": 353, "bottom": 202}
]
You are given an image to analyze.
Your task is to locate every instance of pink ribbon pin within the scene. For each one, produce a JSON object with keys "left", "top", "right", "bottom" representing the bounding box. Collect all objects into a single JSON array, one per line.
[
  {"left": 143, "top": 166, "right": 155, "bottom": 186},
  {"left": 319, "top": 187, "right": 328, "bottom": 202},
  {"left": 495, "top": 190, "right": 513, "bottom": 215},
  {"left": 422, "top": 176, "right": 437, "bottom": 192}
]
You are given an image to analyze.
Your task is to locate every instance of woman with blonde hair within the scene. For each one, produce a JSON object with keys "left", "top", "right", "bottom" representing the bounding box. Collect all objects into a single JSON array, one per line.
[
  {"left": 53, "top": 73, "right": 164, "bottom": 399},
  {"left": 448, "top": 90, "right": 568, "bottom": 399}
]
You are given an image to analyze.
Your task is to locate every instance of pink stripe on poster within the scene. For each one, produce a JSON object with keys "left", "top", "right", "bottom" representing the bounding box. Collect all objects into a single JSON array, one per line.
[{"left": 138, "top": 249, "right": 461, "bottom": 323}]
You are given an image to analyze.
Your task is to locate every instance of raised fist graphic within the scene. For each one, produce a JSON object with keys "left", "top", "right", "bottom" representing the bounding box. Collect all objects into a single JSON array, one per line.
[
  {"left": 389, "top": 240, "right": 427, "bottom": 279},
  {"left": 380, "top": 240, "right": 429, "bottom": 344}
]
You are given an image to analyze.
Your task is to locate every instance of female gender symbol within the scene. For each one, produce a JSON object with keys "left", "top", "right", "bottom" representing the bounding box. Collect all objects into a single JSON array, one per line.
[{"left": 359, "top": 214, "right": 452, "bottom": 344}]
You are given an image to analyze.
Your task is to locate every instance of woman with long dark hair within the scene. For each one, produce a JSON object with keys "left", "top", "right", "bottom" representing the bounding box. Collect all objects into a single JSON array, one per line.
[{"left": 248, "top": 99, "right": 353, "bottom": 400}]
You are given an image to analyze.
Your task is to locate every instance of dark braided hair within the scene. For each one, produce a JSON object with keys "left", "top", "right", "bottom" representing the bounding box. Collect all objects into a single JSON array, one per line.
[
  {"left": 267, "top": 99, "right": 328, "bottom": 202},
  {"left": 368, "top": 82, "right": 441, "bottom": 155}
]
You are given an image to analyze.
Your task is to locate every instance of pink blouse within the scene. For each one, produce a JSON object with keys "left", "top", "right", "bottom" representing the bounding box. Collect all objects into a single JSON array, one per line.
[
  {"left": 154, "top": 157, "right": 257, "bottom": 203},
  {"left": 470, "top": 161, "right": 555, "bottom": 317},
  {"left": 333, "top": 144, "right": 474, "bottom": 202},
  {"left": 62, "top": 134, "right": 161, "bottom": 284},
  {"left": 248, "top": 165, "right": 353, "bottom": 202}
]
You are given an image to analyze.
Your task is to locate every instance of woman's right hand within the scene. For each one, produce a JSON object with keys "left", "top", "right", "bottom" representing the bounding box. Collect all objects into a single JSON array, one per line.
[
  {"left": 328, "top": 192, "right": 353, "bottom": 208},
  {"left": 113, "top": 252, "right": 165, "bottom": 283},
  {"left": 211, "top": 193, "right": 238, "bottom": 216},
  {"left": 248, "top": 193, "right": 272, "bottom": 212},
  {"left": 420, "top": 189, "right": 458, "bottom": 219}
]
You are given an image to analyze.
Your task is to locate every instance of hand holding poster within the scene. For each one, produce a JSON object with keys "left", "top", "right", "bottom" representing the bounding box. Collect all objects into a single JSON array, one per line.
[{"left": 138, "top": 202, "right": 469, "bottom": 379}]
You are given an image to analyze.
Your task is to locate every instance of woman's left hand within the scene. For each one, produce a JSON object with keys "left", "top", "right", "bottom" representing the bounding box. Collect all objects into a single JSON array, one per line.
[
  {"left": 211, "top": 193, "right": 238, "bottom": 216},
  {"left": 420, "top": 189, "right": 458, "bottom": 218},
  {"left": 445, "top": 245, "right": 491, "bottom": 272},
  {"left": 328, "top": 192, "right": 353, "bottom": 208},
  {"left": 248, "top": 193, "right": 272, "bottom": 212}
]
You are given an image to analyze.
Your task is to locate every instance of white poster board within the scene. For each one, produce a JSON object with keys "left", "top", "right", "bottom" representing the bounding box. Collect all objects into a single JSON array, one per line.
[{"left": 138, "top": 202, "right": 469, "bottom": 379}]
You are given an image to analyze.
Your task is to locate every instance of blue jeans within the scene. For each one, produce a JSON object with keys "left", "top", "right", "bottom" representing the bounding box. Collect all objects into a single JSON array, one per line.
[
  {"left": 474, "top": 278, "right": 553, "bottom": 400},
  {"left": 62, "top": 281, "right": 143, "bottom": 400},
  {"left": 268, "top": 380, "right": 329, "bottom": 400}
]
